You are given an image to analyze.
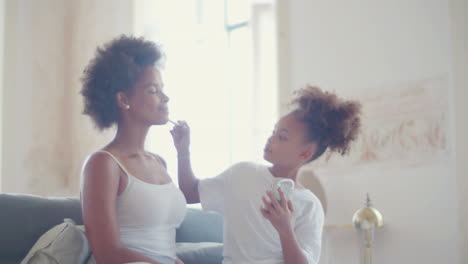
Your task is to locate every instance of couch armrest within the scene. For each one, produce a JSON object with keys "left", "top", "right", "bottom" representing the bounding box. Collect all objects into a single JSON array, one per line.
[{"left": 176, "top": 207, "right": 223, "bottom": 243}]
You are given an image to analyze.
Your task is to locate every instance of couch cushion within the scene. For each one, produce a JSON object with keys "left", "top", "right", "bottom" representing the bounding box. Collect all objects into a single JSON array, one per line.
[
  {"left": 176, "top": 207, "right": 223, "bottom": 243},
  {"left": 0, "top": 194, "right": 82, "bottom": 261},
  {"left": 176, "top": 242, "right": 223, "bottom": 264}
]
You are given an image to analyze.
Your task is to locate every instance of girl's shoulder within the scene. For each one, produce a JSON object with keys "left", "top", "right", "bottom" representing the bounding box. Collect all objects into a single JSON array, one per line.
[
  {"left": 228, "top": 161, "right": 268, "bottom": 177},
  {"left": 231, "top": 161, "right": 264, "bottom": 170},
  {"left": 292, "top": 189, "right": 324, "bottom": 215}
]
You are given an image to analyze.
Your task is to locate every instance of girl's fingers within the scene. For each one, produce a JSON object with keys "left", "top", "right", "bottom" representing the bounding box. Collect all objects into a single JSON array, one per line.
[
  {"left": 260, "top": 207, "right": 270, "bottom": 218},
  {"left": 177, "top": 120, "right": 189, "bottom": 128},
  {"left": 278, "top": 188, "right": 287, "bottom": 208},
  {"left": 262, "top": 196, "right": 273, "bottom": 209},
  {"left": 287, "top": 200, "right": 294, "bottom": 212},
  {"left": 173, "top": 123, "right": 189, "bottom": 134},
  {"left": 266, "top": 191, "right": 280, "bottom": 209},
  {"left": 172, "top": 125, "right": 187, "bottom": 135}
]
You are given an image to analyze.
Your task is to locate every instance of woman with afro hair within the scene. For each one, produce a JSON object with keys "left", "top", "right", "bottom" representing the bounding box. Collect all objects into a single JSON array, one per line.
[
  {"left": 171, "top": 86, "right": 362, "bottom": 264},
  {"left": 80, "top": 35, "right": 186, "bottom": 264}
]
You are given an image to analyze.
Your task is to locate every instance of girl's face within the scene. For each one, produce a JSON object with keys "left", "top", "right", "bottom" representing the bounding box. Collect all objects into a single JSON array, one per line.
[
  {"left": 126, "top": 67, "right": 169, "bottom": 126},
  {"left": 263, "top": 112, "right": 315, "bottom": 167}
]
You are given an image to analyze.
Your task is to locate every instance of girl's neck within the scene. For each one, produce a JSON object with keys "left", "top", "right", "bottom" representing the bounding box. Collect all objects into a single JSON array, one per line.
[{"left": 269, "top": 164, "right": 301, "bottom": 183}]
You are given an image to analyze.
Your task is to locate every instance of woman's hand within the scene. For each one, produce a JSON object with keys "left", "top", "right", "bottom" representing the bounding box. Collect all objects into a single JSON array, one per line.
[
  {"left": 175, "top": 257, "right": 184, "bottom": 264},
  {"left": 170, "top": 121, "right": 190, "bottom": 154},
  {"left": 260, "top": 188, "right": 295, "bottom": 235}
]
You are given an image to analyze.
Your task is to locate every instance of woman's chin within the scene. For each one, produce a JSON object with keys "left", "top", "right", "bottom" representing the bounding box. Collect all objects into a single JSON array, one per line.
[{"left": 151, "top": 117, "right": 168, "bottom": 125}]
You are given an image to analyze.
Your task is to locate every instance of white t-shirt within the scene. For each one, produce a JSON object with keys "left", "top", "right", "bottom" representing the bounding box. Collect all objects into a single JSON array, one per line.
[{"left": 198, "top": 162, "right": 324, "bottom": 264}]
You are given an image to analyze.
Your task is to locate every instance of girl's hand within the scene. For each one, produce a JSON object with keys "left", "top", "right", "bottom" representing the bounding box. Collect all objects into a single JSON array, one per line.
[
  {"left": 175, "top": 257, "right": 184, "bottom": 264},
  {"left": 260, "top": 188, "right": 295, "bottom": 234},
  {"left": 170, "top": 121, "right": 190, "bottom": 154}
]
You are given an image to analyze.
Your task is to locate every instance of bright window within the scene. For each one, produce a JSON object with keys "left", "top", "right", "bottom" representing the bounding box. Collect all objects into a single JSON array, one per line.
[{"left": 135, "top": 0, "right": 277, "bottom": 183}]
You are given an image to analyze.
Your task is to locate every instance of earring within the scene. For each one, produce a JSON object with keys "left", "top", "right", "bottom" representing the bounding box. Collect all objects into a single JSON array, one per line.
[{"left": 125, "top": 105, "right": 130, "bottom": 110}]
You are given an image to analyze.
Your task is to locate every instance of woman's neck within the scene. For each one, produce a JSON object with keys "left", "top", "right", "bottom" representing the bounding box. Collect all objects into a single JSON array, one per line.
[{"left": 110, "top": 123, "right": 150, "bottom": 156}]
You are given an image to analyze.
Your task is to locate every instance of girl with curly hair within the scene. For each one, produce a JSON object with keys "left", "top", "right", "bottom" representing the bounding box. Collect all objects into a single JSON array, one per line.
[
  {"left": 80, "top": 35, "right": 186, "bottom": 264},
  {"left": 171, "top": 86, "right": 362, "bottom": 264}
]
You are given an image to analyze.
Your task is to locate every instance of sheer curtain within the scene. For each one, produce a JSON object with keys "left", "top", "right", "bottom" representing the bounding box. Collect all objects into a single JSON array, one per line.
[{"left": 134, "top": 0, "right": 277, "bottom": 183}]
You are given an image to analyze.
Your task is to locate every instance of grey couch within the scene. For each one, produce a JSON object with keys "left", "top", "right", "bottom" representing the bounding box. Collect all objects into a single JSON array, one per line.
[{"left": 0, "top": 194, "right": 223, "bottom": 264}]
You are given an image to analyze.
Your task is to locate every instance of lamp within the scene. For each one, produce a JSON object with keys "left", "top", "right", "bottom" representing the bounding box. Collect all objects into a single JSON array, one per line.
[{"left": 352, "top": 193, "right": 384, "bottom": 264}]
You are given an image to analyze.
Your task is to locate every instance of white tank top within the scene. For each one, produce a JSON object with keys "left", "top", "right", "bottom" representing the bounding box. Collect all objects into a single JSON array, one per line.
[{"left": 98, "top": 151, "right": 187, "bottom": 261}]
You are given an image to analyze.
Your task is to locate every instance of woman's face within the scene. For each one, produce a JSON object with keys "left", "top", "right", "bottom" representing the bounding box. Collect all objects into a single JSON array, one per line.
[
  {"left": 126, "top": 67, "right": 169, "bottom": 126},
  {"left": 263, "top": 112, "right": 315, "bottom": 167}
]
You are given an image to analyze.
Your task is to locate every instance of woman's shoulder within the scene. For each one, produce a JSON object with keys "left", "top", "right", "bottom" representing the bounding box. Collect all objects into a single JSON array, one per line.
[
  {"left": 84, "top": 150, "right": 116, "bottom": 164},
  {"left": 82, "top": 150, "right": 122, "bottom": 176},
  {"left": 80, "top": 150, "right": 125, "bottom": 195}
]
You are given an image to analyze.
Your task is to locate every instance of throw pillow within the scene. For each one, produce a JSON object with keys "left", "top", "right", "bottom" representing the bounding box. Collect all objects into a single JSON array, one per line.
[
  {"left": 176, "top": 242, "right": 223, "bottom": 264},
  {"left": 21, "top": 218, "right": 91, "bottom": 264}
]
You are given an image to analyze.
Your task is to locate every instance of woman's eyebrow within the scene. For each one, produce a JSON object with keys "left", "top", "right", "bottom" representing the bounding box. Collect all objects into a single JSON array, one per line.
[{"left": 145, "top": 82, "right": 162, "bottom": 88}]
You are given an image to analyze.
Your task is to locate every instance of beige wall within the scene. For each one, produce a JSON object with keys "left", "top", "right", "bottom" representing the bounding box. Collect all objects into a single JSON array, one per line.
[
  {"left": 2, "top": 0, "right": 133, "bottom": 196},
  {"left": 450, "top": 0, "right": 468, "bottom": 262},
  {"left": 279, "top": 0, "right": 461, "bottom": 263},
  {"left": 0, "top": 0, "right": 4, "bottom": 192}
]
